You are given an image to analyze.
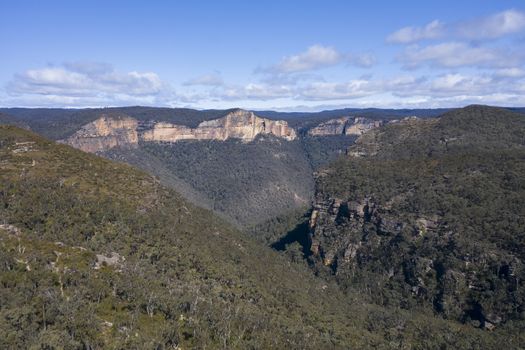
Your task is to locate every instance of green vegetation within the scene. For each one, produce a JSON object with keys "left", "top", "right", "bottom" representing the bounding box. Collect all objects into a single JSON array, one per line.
[
  {"left": 1, "top": 105, "right": 524, "bottom": 348},
  {"left": 0, "top": 107, "right": 450, "bottom": 230},
  {"left": 106, "top": 136, "right": 315, "bottom": 227},
  {"left": 1, "top": 125, "right": 520, "bottom": 348},
  {"left": 0, "top": 126, "right": 357, "bottom": 348},
  {"left": 301, "top": 134, "right": 358, "bottom": 169},
  {"left": 310, "top": 106, "right": 525, "bottom": 337},
  {"left": 102, "top": 132, "right": 369, "bottom": 229},
  {"left": 104, "top": 134, "right": 367, "bottom": 228},
  {"left": 246, "top": 207, "right": 310, "bottom": 245}
]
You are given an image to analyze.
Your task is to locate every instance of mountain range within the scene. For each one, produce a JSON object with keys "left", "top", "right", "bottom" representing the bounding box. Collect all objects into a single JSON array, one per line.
[
  {"left": 0, "top": 106, "right": 446, "bottom": 228},
  {"left": 0, "top": 105, "right": 524, "bottom": 348}
]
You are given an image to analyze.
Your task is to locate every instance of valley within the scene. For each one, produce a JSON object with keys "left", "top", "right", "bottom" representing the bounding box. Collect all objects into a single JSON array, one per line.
[
  {"left": 3, "top": 2, "right": 525, "bottom": 348},
  {"left": 1, "top": 106, "right": 403, "bottom": 227},
  {"left": 0, "top": 105, "right": 524, "bottom": 348}
]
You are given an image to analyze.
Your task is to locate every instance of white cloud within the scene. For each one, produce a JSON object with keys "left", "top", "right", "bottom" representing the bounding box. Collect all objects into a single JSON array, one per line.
[
  {"left": 218, "top": 83, "right": 293, "bottom": 101},
  {"left": 398, "top": 42, "right": 521, "bottom": 69},
  {"left": 6, "top": 66, "right": 525, "bottom": 108},
  {"left": 298, "top": 80, "right": 375, "bottom": 100},
  {"left": 193, "top": 66, "right": 525, "bottom": 107},
  {"left": 389, "top": 71, "right": 525, "bottom": 99},
  {"left": 458, "top": 9, "right": 525, "bottom": 39},
  {"left": 429, "top": 73, "right": 491, "bottom": 95},
  {"left": 6, "top": 62, "right": 174, "bottom": 107},
  {"left": 263, "top": 45, "right": 376, "bottom": 74},
  {"left": 387, "top": 10, "right": 525, "bottom": 44},
  {"left": 493, "top": 68, "right": 525, "bottom": 78},
  {"left": 272, "top": 45, "right": 342, "bottom": 73},
  {"left": 209, "top": 78, "right": 377, "bottom": 102},
  {"left": 387, "top": 20, "right": 444, "bottom": 44},
  {"left": 183, "top": 73, "right": 224, "bottom": 86}
]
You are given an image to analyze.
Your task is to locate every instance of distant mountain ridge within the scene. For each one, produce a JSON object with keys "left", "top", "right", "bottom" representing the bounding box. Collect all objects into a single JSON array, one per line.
[
  {"left": 2, "top": 105, "right": 523, "bottom": 229},
  {"left": 60, "top": 109, "right": 297, "bottom": 153},
  {"left": 0, "top": 107, "right": 392, "bottom": 228},
  {"left": 0, "top": 106, "right": 454, "bottom": 140}
]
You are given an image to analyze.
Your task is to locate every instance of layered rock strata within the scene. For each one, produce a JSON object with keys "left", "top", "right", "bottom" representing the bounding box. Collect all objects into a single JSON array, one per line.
[
  {"left": 62, "top": 114, "right": 139, "bottom": 153},
  {"left": 61, "top": 109, "right": 296, "bottom": 153},
  {"left": 308, "top": 116, "right": 383, "bottom": 136},
  {"left": 142, "top": 109, "right": 296, "bottom": 143}
]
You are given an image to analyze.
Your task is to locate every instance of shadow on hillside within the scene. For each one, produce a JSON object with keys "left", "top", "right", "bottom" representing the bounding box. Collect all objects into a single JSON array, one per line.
[{"left": 270, "top": 218, "right": 312, "bottom": 258}]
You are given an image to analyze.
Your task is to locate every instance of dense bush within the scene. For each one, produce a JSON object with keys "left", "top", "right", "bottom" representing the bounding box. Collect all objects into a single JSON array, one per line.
[
  {"left": 1, "top": 125, "right": 519, "bottom": 348},
  {"left": 106, "top": 136, "right": 315, "bottom": 227},
  {"left": 0, "top": 126, "right": 362, "bottom": 348},
  {"left": 310, "top": 106, "right": 525, "bottom": 336}
]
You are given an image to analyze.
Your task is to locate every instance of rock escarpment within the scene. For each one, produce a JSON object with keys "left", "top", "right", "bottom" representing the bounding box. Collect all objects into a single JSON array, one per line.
[
  {"left": 308, "top": 116, "right": 383, "bottom": 136},
  {"left": 142, "top": 109, "right": 296, "bottom": 143},
  {"left": 61, "top": 109, "right": 296, "bottom": 153},
  {"left": 61, "top": 114, "right": 139, "bottom": 153},
  {"left": 308, "top": 192, "right": 440, "bottom": 275},
  {"left": 307, "top": 189, "right": 523, "bottom": 331}
]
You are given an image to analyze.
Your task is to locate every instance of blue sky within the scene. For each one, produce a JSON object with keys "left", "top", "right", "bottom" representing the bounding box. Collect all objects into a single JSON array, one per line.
[{"left": 1, "top": 0, "right": 525, "bottom": 110}]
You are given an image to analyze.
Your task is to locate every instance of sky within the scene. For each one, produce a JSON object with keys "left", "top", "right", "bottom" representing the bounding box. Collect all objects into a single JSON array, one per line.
[{"left": 1, "top": 0, "right": 525, "bottom": 110}]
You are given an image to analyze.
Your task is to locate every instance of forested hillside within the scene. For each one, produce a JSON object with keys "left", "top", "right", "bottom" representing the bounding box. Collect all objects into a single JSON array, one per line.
[
  {"left": 0, "top": 125, "right": 349, "bottom": 348},
  {"left": 106, "top": 136, "right": 314, "bottom": 227},
  {"left": 308, "top": 106, "right": 525, "bottom": 335},
  {"left": 0, "top": 107, "right": 452, "bottom": 229},
  {"left": 1, "top": 125, "right": 519, "bottom": 348}
]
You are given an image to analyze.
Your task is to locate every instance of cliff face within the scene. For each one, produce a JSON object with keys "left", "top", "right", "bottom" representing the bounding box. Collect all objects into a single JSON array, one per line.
[
  {"left": 308, "top": 116, "right": 383, "bottom": 136},
  {"left": 62, "top": 109, "right": 296, "bottom": 153},
  {"left": 307, "top": 106, "right": 525, "bottom": 330},
  {"left": 308, "top": 189, "right": 521, "bottom": 331},
  {"left": 61, "top": 114, "right": 139, "bottom": 153},
  {"left": 142, "top": 109, "right": 296, "bottom": 142}
]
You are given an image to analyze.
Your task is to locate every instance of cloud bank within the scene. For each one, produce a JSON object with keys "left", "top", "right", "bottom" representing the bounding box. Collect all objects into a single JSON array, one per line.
[
  {"left": 263, "top": 44, "right": 376, "bottom": 74},
  {"left": 5, "top": 62, "right": 174, "bottom": 107},
  {"left": 387, "top": 20, "right": 444, "bottom": 44},
  {"left": 3, "top": 9, "right": 525, "bottom": 109},
  {"left": 458, "top": 9, "right": 525, "bottom": 39},
  {"left": 386, "top": 9, "right": 525, "bottom": 44}
]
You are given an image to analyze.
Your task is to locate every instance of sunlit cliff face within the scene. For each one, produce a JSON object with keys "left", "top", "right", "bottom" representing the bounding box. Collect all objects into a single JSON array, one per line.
[
  {"left": 308, "top": 116, "right": 383, "bottom": 137},
  {"left": 61, "top": 109, "right": 297, "bottom": 153}
]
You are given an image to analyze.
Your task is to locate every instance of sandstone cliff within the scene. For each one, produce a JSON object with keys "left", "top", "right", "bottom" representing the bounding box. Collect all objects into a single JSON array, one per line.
[
  {"left": 60, "top": 114, "right": 139, "bottom": 153},
  {"left": 142, "top": 109, "right": 296, "bottom": 142},
  {"left": 308, "top": 116, "right": 383, "bottom": 136},
  {"left": 62, "top": 109, "right": 296, "bottom": 153}
]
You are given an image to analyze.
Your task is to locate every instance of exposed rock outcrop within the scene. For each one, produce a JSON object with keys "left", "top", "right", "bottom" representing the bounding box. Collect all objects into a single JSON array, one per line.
[
  {"left": 61, "top": 109, "right": 296, "bottom": 153},
  {"left": 308, "top": 116, "right": 383, "bottom": 137},
  {"left": 308, "top": 195, "right": 391, "bottom": 268},
  {"left": 306, "top": 106, "right": 525, "bottom": 330},
  {"left": 0, "top": 223, "right": 22, "bottom": 236},
  {"left": 142, "top": 109, "right": 296, "bottom": 143},
  {"left": 94, "top": 252, "right": 125, "bottom": 270},
  {"left": 307, "top": 190, "right": 523, "bottom": 329},
  {"left": 61, "top": 114, "right": 139, "bottom": 153}
]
